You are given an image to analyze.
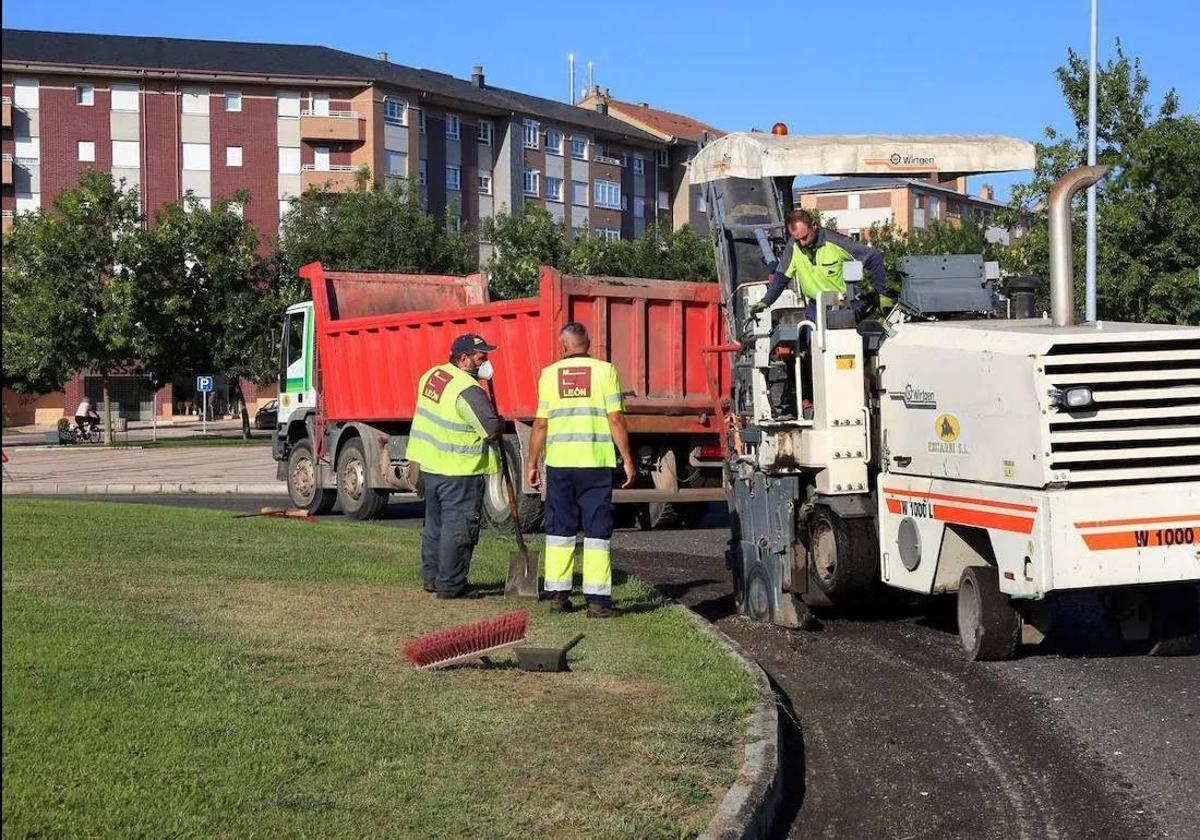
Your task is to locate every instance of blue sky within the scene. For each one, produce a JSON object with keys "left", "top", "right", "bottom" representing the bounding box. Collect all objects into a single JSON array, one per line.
[{"left": 6, "top": 1, "right": 1197, "bottom": 199}]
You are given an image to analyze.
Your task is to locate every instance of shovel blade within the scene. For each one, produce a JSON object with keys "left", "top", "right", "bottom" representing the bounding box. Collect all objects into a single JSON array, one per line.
[{"left": 506, "top": 550, "right": 540, "bottom": 598}]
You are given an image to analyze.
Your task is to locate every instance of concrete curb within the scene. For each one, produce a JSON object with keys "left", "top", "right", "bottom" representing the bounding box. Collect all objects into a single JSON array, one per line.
[
  {"left": 3, "top": 482, "right": 287, "bottom": 496},
  {"left": 677, "top": 606, "right": 781, "bottom": 840}
]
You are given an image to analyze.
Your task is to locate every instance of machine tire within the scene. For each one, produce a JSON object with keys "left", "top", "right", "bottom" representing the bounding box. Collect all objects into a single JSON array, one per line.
[
  {"left": 808, "top": 506, "right": 878, "bottom": 598},
  {"left": 1148, "top": 585, "right": 1200, "bottom": 656},
  {"left": 483, "top": 436, "right": 544, "bottom": 532},
  {"left": 744, "top": 565, "right": 775, "bottom": 623},
  {"left": 336, "top": 438, "right": 389, "bottom": 521},
  {"left": 287, "top": 440, "right": 335, "bottom": 515},
  {"left": 957, "top": 565, "right": 1020, "bottom": 661}
]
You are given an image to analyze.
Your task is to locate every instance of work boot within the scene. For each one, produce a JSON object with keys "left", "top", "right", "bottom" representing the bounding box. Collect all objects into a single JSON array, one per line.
[
  {"left": 586, "top": 602, "right": 619, "bottom": 619},
  {"left": 437, "top": 586, "right": 483, "bottom": 600},
  {"left": 548, "top": 593, "right": 576, "bottom": 613},
  {"left": 423, "top": 581, "right": 437, "bottom": 593}
]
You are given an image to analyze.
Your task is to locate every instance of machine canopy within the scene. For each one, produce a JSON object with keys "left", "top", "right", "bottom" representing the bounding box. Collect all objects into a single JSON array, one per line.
[{"left": 688, "top": 132, "right": 1036, "bottom": 184}]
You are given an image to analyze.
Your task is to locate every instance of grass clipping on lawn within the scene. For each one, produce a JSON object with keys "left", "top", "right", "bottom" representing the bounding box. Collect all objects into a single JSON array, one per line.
[{"left": 1, "top": 498, "right": 756, "bottom": 839}]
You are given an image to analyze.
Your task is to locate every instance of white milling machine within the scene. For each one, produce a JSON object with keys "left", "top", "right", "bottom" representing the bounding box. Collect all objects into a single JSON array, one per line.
[{"left": 692, "top": 132, "right": 1200, "bottom": 659}]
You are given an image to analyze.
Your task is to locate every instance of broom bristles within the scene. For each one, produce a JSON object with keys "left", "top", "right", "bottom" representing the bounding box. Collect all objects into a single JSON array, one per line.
[{"left": 404, "top": 609, "right": 531, "bottom": 668}]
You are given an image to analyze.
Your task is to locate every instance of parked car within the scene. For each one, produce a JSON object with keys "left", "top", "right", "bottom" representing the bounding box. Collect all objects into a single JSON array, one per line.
[{"left": 254, "top": 399, "right": 279, "bottom": 430}]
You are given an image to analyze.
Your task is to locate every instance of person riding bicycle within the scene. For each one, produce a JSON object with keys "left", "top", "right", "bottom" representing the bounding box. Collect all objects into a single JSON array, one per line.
[{"left": 74, "top": 397, "right": 100, "bottom": 436}]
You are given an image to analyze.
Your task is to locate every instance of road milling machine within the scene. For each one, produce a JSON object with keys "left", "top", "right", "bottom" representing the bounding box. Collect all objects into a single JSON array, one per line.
[{"left": 692, "top": 131, "right": 1200, "bottom": 659}]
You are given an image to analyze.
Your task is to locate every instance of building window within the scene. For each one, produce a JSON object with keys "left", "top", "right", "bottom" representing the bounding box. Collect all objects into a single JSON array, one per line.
[
  {"left": 915, "top": 194, "right": 926, "bottom": 210},
  {"left": 445, "top": 114, "right": 460, "bottom": 140},
  {"left": 15, "top": 192, "right": 41, "bottom": 213},
  {"left": 385, "top": 150, "right": 407, "bottom": 178},
  {"left": 478, "top": 121, "right": 492, "bottom": 146},
  {"left": 278, "top": 147, "right": 301, "bottom": 174},
  {"left": 656, "top": 149, "right": 669, "bottom": 167},
  {"left": 596, "top": 227, "right": 620, "bottom": 242},
  {"left": 478, "top": 173, "right": 492, "bottom": 195},
  {"left": 523, "top": 119, "right": 539, "bottom": 149},
  {"left": 277, "top": 91, "right": 300, "bottom": 118},
  {"left": 632, "top": 155, "right": 644, "bottom": 175},
  {"left": 546, "top": 130, "right": 563, "bottom": 155},
  {"left": 110, "top": 83, "right": 139, "bottom": 112},
  {"left": 13, "top": 78, "right": 39, "bottom": 109},
  {"left": 546, "top": 177, "right": 563, "bottom": 202},
  {"left": 447, "top": 164, "right": 461, "bottom": 191},
  {"left": 111, "top": 140, "right": 140, "bottom": 168},
  {"left": 570, "top": 136, "right": 588, "bottom": 159},
  {"left": 308, "top": 91, "right": 329, "bottom": 116},
  {"left": 571, "top": 180, "right": 588, "bottom": 206},
  {"left": 15, "top": 137, "right": 39, "bottom": 161},
  {"left": 75, "top": 85, "right": 94, "bottom": 106},
  {"left": 695, "top": 192, "right": 707, "bottom": 213},
  {"left": 524, "top": 169, "right": 540, "bottom": 196},
  {"left": 384, "top": 98, "right": 407, "bottom": 126},
  {"left": 634, "top": 199, "right": 645, "bottom": 220},
  {"left": 418, "top": 109, "right": 426, "bottom": 133},
  {"left": 226, "top": 146, "right": 243, "bottom": 167},
  {"left": 77, "top": 141, "right": 95, "bottom": 162},
  {"left": 571, "top": 227, "right": 585, "bottom": 242},
  {"left": 224, "top": 91, "right": 242, "bottom": 112},
  {"left": 594, "top": 179, "right": 621, "bottom": 209},
  {"left": 927, "top": 196, "right": 940, "bottom": 219},
  {"left": 182, "top": 87, "right": 210, "bottom": 116},
  {"left": 182, "top": 143, "right": 210, "bottom": 171},
  {"left": 658, "top": 190, "right": 670, "bottom": 210},
  {"left": 418, "top": 159, "right": 427, "bottom": 186}
]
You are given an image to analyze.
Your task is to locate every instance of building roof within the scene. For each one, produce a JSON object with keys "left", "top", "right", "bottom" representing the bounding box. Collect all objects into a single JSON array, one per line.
[
  {"left": 794, "top": 176, "right": 1008, "bottom": 207},
  {"left": 577, "top": 93, "right": 723, "bottom": 144},
  {"left": 1, "top": 28, "right": 661, "bottom": 144}
]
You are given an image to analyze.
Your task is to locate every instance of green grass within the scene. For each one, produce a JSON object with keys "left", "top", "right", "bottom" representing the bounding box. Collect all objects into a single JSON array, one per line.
[{"left": 2, "top": 498, "right": 756, "bottom": 839}]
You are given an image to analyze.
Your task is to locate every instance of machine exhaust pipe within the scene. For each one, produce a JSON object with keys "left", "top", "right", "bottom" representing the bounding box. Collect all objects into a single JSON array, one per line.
[{"left": 1048, "top": 164, "right": 1110, "bottom": 326}]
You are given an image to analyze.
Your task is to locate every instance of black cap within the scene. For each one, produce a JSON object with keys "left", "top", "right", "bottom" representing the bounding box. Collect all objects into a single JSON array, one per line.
[{"left": 450, "top": 333, "right": 497, "bottom": 354}]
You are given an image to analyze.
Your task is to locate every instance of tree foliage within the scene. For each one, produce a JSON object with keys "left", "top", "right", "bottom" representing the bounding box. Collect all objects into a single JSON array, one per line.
[
  {"left": 482, "top": 205, "right": 717, "bottom": 299},
  {"left": 278, "top": 178, "right": 477, "bottom": 276},
  {"left": 996, "top": 40, "right": 1199, "bottom": 325}
]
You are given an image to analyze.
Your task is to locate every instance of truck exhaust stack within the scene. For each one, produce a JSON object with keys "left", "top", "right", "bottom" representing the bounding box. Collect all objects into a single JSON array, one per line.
[{"left": 1048, "top": 164, "right": 1110, "bottom": 326}]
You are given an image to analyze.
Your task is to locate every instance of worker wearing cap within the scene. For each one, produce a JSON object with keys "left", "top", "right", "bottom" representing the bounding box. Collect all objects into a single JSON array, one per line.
[
  {"left": 527, "top": 323, "right": 636, "bottom": 618},
  {"left": 406, "top": 334, "right": 503, "bottom": 599}
]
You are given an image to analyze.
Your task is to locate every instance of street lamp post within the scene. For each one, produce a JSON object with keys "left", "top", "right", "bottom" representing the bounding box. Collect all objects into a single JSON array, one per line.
[{"left": 1085, "top": 0, "right": 1099, "bottom": 322}]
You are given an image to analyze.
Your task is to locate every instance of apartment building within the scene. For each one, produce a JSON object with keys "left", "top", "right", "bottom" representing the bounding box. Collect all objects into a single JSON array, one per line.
[
  {"left": 794, "top": 176, "right": 1024, "bottom": 244},
  {"left": 1, "top": 29, "right": 672, "bottom": 424},
  {"left": 576, "top": 90, "right": 723, "bottom": 235}
]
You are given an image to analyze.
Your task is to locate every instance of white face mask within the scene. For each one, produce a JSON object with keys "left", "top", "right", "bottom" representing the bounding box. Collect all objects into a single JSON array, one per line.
[{"left": 476, "top": 359, "right": 494, "bottom": 381}]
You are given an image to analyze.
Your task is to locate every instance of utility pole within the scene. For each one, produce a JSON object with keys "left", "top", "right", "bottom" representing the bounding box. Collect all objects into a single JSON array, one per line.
[{"left": 1085, "top": 0, "right": 1099, "bottom": 322}]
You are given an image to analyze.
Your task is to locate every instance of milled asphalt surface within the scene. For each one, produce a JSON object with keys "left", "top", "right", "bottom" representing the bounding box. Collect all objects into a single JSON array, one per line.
[{"left": 20, "top": 493, "right": 1200, "bottom": 839}]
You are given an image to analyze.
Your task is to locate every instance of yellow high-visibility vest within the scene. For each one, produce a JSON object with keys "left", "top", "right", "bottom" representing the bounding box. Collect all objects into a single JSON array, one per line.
[
  {"left": 406, "top": 363, "right": 499, "bottom": 476},
  {"left": 536, "top": 356, "right": 624, "bottom": 468}
]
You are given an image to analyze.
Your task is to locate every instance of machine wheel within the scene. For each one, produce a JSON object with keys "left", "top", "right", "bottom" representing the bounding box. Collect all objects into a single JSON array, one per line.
[
  {"left": 808, "top": 506, "right": 878, "bottom": 598},
  {"left": 744, "top": 566, "right": 775, "bottom": 623},
  {"left": 336, "top": 439, "right": 389, "bottom": 521},
  {"left": 1148, "top": 585, "right": 1200, "bottom": 656},
  {"left": 957, "top": 566, "right": 1020, "bottom": 661},
  {"left": 482, "top": 436, "right": 544, "bottom": 532},
  {"left": 287, "top": 440, "right": 336, "bottom": 515}
]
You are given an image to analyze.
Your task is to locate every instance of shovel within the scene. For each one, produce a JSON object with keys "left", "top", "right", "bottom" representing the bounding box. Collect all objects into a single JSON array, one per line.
[
  {"left": 486, "top": 382, "right": 539, "bottom": 598},
  {"left": 515, "top": 633, "right": 585, "bottom": 672}
]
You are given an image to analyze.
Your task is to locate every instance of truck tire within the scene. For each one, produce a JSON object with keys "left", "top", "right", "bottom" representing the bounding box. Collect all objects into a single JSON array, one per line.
[
  {"left": 957, "top": 565, "right": 1020, "bottom": 661},
  {"left": 336, "top": 438, "right": 389, "bottom": 521},
  {"left": 287, "top": 440, "right": 335, "bottom": 515},
  {"left": 808, "top": 506, "right": 878, "bottom": 598},
  {"left": 483, "top": 436, "right": 544, "bottom": 532}
]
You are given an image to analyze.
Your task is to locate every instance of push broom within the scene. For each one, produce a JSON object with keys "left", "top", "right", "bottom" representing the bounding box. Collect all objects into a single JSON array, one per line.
[{"left": 404, "top": 610, "right": 531, "bottom": 670}]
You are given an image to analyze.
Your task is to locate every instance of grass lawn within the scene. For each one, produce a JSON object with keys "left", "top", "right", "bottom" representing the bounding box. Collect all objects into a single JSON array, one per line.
[{"left": 1, "top": 498, "right": 755, "bottom": 839}]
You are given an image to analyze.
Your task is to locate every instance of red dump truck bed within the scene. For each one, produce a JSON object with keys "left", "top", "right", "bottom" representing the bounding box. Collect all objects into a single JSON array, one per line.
[{"left": 301, "top": 263, "right": 727, "bottom": 435}]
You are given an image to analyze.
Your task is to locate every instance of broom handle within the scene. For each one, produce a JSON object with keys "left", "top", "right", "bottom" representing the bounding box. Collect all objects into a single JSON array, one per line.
[{"left": 485, "top": 380, "right": 529, "bottom": 554}]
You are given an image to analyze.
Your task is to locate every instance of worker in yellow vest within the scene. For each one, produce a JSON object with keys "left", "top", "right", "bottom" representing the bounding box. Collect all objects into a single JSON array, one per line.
[
  {"left": 406, "top": 334, "right": 503, "bottom": 599},
  {"left": 527, "top": 323, "right": 636, "bottom": 618}
]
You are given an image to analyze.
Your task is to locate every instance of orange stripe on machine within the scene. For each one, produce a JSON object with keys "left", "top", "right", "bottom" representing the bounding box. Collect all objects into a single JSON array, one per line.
[{"left": 882, "top": 488, "right": 1037, "bottom": 534}]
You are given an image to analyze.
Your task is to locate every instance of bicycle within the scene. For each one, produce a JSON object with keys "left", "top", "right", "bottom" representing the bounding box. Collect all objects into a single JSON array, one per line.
[{"left": 70, "top": 422, "right": 103, "bottom": 445}]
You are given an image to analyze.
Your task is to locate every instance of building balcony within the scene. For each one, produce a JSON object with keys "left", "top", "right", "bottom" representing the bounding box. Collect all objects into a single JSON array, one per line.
[
  {"left": 2, "top": 97, "right": 11, "bottom": 129},
  {"left": 299, "top": 110, "right": 365, "bottom": 143},
  {"left": 300, "top": 164, "right": 363, "bottom": 193},
  {"left": 2, "top": 154, "right": 12, "bottom": 185}
]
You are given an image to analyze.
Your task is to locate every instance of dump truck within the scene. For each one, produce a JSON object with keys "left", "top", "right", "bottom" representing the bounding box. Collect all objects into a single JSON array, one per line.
[
  {"left": 692, "top": 130, "right": 1200, "bottom": 659},
  {"left": 272, "top": 264, "right": 728, "bottom": 527}
]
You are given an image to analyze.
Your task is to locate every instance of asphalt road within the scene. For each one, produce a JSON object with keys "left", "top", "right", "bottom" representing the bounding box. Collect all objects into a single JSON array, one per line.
[{"left": 38, "top": 494, "right": 1200, "bottom": 840}]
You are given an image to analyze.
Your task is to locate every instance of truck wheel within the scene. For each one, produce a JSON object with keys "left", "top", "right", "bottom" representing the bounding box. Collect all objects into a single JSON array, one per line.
[
  {"left": 287, "top": 440, "right": 335, "bottom": 515},
  {"left": 808, "top": 507, "right": 878, "bottom": 597},
  {"left": 957, "top": 566, "right": 1020, "bottom": 661},
  {"left": 483, "top": 437, "right": 544, "bottom": 532},
  {"left": 336, "top": 439, "right": 389, "bottom": 521}
]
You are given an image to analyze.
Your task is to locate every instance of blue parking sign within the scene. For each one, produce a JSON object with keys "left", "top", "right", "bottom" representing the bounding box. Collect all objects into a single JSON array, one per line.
[{"left": 196, "top": 375, "right": 214, "bottom": 393}]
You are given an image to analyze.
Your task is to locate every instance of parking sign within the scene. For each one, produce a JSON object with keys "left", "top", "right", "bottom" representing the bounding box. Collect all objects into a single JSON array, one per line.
[{"left": 196, "top": 375, "right": 214, "bottom": 393}]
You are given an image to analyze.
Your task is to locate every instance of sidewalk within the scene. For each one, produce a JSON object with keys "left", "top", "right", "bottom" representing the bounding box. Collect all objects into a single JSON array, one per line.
[
  {"left": 1, "top": 444, "right": 285, "bottom": 495},
  {"left": 3, "top": 419, "right": 251, "bottom": 448}
]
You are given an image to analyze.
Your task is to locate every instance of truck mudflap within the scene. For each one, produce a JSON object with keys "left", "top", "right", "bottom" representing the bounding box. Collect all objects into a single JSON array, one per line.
[{"left": 878, "top": 477, "right": 1200, "bottom": 598}]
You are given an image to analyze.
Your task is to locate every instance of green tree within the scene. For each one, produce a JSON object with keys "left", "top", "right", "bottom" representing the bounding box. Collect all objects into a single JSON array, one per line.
[
  {"left": 2, "top": 171, "right": 144, "bottom": 443},
  {"left": 278, "top": 178, "right": 476, "bottom": 276},
  {"left": 481, "top": 204, "right": 569, "bottom": 298},
  {"left": 997, "top": 40, "right": 1199, "bottom": 325}
]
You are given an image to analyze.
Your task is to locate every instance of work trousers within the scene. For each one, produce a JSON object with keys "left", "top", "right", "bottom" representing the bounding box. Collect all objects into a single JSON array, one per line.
[
  {"left": 543, "top": 466, "right": 614, "bottom": 606},
  {"left": 420, "top": 471, "right": 486, "bottom": 596}
]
